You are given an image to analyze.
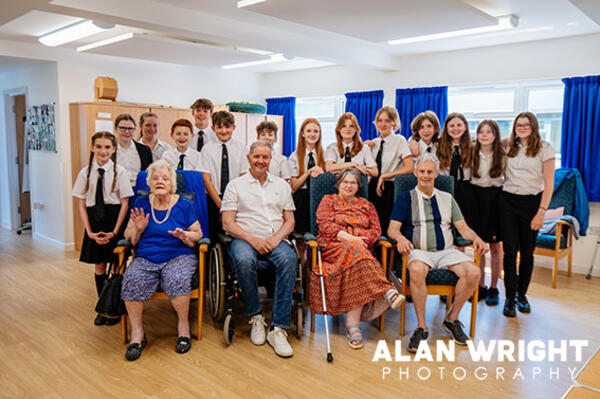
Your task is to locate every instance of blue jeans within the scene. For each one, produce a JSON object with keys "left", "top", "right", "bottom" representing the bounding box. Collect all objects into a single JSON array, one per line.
[{"left": 228, "top": 238, "right": 296, "bottom": 328}]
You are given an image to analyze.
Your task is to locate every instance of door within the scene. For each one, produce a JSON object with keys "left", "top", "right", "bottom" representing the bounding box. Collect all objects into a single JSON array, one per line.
[{"left": 14, "top": 95, "right": 30, "bottom": 226}]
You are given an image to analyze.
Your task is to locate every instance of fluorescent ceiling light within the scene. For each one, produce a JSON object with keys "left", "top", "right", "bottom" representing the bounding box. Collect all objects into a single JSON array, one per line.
[
  {"left": 39, "top": 20, "right": 115, "bottom": 47},
  {"left": 221, "top": 53, "right": 286, "bottom": 69},
  {"left": 235, "top": 46, "right": 272, "bottom": 56},
  {"left": 76, "top": 32, "right": 135, "bottom": 52},
  {"left": 237, "top": 0, "right": 267, "bottom": 8},
  {"left": 464, "top": 26, "right": 553, "bottom": 41},
  {"left": 387, "top": 15, "right": 518, "bottom": 45}
]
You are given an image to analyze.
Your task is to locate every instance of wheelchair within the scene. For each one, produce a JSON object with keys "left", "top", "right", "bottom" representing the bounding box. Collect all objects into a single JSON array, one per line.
[{"left": 207, "top": 232, "right": 305, "bottom": 345}]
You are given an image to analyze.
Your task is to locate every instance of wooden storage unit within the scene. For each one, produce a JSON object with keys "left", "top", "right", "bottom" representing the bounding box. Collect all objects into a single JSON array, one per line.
[{"left": 69, "top": 101, "right": 283, "bottom": 250}]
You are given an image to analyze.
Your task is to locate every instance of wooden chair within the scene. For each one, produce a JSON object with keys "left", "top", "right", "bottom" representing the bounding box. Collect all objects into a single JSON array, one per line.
[
  {"left": 115, "top": 240, "right": 209, "bottom": 343},
  {"left": 534, "top": 170, "right": 578, "bottom": 288},
  {"left": 385, "top": 174, "right": 480, "bottom": 338},
  {"left": 303, "top": 172, "right": 391, "bottom": 332}
]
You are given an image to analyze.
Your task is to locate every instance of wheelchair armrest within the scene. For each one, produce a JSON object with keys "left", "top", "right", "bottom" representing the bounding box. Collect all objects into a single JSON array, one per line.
[
  {"left": 198, "top": 237, "right": 211, "bottom": 246},
  {"left": 303, "top": 232, "right": 316, "bottom": 242},
  {"left": 377, "top": 236, "right": 393, "bottom": 248},
  {"left": 117, "top": 239, "right": 132, "bottom": 248},
  {"left": 292, "top": 232, "right": 304, "bottom": 241},
  {"left": 454, "top": 236, "right": 472, "bottom": 247}
]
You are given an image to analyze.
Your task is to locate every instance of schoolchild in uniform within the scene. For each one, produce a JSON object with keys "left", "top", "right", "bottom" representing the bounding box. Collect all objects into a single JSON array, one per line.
[
  {"left": 436, "top": 112, "right": 476, "bottom": 229},
  {"left": 190, "top": 98, "right": 217, "bottom": 152},
  {"left": 72, "top": 131, "right": 133, "bottom": 326},
  {"left": 500, "top": 112, "right": 555, "bottom": 317},
  {"left": 470, "top": 120, "right": 506, "bottom": 306},
  {"left": 198, "top": 111, "right": 248, "bottom": 239},
  {"left": 137, "top": 112, "right": 172, "bottom": 161},
  {"left": 325, "top": 112, "right": 378, "bottom": 176},
  {"left": 367, "top": 106, "right": 414, "bottom": 233},
  {"left": 161, "top": 119, "right": 201, "bottom": 170},
  {"left": 115, "top": 114, "right": 153, "bottom": 188},
  {"left": 408, "top": 110, "right": 440, "bottom": 159},
  {"left": 255, "top": 120, "right": 292, "bottom": 181}
]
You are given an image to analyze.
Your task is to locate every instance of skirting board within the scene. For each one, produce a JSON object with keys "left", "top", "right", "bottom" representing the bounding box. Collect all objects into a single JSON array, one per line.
[{"left": 32, "top": 232, "right": 75, "bottom": 251}]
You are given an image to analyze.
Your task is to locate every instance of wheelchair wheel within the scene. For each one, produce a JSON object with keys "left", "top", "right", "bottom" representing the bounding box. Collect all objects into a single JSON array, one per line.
[
  {"left": 208, "top": 243, "right": 226, "bottom": 321},
  {"left": 295, "top": 306, "right": 304, "bottom": 339},
  {"left": 223, "top": 312, "right": 235, "bottom": 346}
]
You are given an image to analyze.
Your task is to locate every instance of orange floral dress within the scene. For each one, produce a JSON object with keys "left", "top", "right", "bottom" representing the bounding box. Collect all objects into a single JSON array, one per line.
[{"left": 310, "top": 194, "right": 395, "bottom": 320}]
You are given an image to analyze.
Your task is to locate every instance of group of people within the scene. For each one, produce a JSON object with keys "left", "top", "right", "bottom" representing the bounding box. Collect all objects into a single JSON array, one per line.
[{"left": 72, "top": 97, "right": 555, "bottom": 360}]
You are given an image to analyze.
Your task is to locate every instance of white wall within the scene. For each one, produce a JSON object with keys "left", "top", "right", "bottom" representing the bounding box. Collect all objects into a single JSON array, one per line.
[
  {"left": 261, "top": 33, "right": 600, "bottom": 106},
  {"left": 0, "top": 39, "right": 263, "bottom": 250},
  {"left": 0, "top": 62, "right": 59, "bottom": 237}
]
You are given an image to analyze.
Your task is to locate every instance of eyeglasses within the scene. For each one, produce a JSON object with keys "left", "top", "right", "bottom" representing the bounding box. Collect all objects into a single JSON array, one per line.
[
  {"left": 515, "top": 123, "right": 531, "bottom": 129},
  {"left": 117, "top": 126, "right": 135, "bottom": 132}
]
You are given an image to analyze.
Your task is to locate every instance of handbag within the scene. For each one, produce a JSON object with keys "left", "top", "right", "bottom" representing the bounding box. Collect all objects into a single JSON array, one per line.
[{"left": 95, "top": 262, "right": 126, "bottom": 319}]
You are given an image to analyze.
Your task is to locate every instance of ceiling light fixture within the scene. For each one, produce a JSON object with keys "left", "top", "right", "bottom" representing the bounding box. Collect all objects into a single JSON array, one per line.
[
  {"left": 38, "top": 20, "right": 116, "bottom": 47},
  {"left": 387, "top": 15, "right": 519, "bottom": 45},
  {"left": 221, "top": 53, "right": 286, "bottom": 69},
  {"left": 237, "top": 0, "right": 267, "bottom": 8},
  {"left": 76, "top": 32, "right": 135, "bottom": 52}
]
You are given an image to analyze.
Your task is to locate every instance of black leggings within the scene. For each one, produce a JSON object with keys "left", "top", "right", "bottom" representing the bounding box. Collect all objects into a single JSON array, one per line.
[{"left": 499, "top": 191, "right": 541, "bottom": 300}]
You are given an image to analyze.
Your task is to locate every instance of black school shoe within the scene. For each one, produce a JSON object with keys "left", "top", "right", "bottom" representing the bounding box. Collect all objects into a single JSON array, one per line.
[
  {"left": 104, "top": 317, "right": 120, "bottom": 326},
  {"left": 125, "top": 335, "right": 147, "bottom": 361},
  {"left": 503, "top": 298, "right": 516, "bottom": 318},
  {"left": 94, "top": 314, "right": 106, "bottom": 326},
  {"left": 407, "top": 327, "right": 429, "bottom": 353},
  {"left": 486, "top": 287, "right": 500, "bottom": 306},
  {"left": 468, "top": 286, "right": 488, "bottom": 303},
  {"left": 442, "top": 319, "right": 470, "bottom": 345},
  {"left": 516, "top": 294, "right": 531, "bottom": 313},
  {"left": 176, "top": 336, "right": 192, "bottom": 354}
]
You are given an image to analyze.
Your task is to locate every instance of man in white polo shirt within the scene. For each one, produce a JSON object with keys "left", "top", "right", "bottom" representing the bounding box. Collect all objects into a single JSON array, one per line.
[{"left": 221, "top": 140, "right": 296, "bottom": 358}]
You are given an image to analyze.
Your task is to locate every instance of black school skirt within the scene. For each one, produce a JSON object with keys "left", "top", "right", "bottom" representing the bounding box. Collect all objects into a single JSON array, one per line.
[
  {"left": 79, "top": 204, "right": 122, "bottom": 264},
  {"left": 472, "top": 185, "right": 502, "bottom": 243},
  {"left": 454, "top": 180, "right": 477, "bottom": 230},
  {"left": 293, "top": 188, "right": 311, "bottom": 234},
  {"left": 368, "top": 178, "right": 394, "bottom": 234}
]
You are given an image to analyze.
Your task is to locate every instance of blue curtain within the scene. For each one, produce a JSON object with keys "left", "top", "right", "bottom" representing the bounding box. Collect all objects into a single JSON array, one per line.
[
  {"left": 344, "top": 90, "right": 384, "bottom": 141},
  {"left": 395, "top": 86, "right": 448, "bottom": 138},
  {"left": 266, "top": 97, "right": 296, "bottom": 156},
  {"left": 561, "top": 76, "right": 600, "bottom": 201}
]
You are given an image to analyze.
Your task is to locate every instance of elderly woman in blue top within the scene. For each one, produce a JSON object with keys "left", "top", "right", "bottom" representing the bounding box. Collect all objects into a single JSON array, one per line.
[{"left": 120, "top": 160, "right": 203, "bottom": 361}]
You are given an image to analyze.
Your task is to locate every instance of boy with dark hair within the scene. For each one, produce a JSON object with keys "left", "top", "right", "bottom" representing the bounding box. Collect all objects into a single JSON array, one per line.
[
  {"left": 198, "top": 111, "right": 248, "bottom": 238},
  {"left": 256, "top": 120, "right": 291, "bottom": 181},
  {"left": 190, "top": 98, "right": 216, "bottom": 152}
]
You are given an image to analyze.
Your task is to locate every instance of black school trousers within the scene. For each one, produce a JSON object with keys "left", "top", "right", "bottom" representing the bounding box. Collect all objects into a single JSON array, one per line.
[{"left": 499, "top": 191, "right": 541, "bottom": 301}]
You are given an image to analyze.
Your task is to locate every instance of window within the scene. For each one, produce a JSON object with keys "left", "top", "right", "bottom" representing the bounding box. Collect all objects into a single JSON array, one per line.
[
  {"left": 449, "top": 80, "right": 564, "bottom": 165},
  {"left": 295, "top": 95, "right": 346, "bottom": 147}
]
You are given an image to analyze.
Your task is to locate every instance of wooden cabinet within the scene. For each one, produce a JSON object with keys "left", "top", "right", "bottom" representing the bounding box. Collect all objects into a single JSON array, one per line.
[{"left": 69, "top": 101, "right": 283, "bottom": 250}]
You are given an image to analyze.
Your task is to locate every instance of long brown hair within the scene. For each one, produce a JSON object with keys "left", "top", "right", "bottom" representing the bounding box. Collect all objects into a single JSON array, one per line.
[
  {"left": 335, "top": 112, "right": 363, "bottom": 157},
  {"left": 507, "top": 112, "right": 542, "bottom": 158},
  {"left": 410, "top": 110, "right": 441, "bottom": 143},
  {"left": 83, "top": 131, "right": 118, "bottom": 193},
  {"left": 296, "top": 118, "right": 325, "bottom": 174},
  {"left": 437, "top": 112, "right": 472, "bottom": 170},
  {"left": 471, "top": 120, "right": 505, "bottom": 179}
]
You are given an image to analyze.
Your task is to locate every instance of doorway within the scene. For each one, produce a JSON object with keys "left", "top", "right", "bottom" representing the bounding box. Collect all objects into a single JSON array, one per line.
[{"left": 14, "top": 94, "right": 31, "bottom": 232}]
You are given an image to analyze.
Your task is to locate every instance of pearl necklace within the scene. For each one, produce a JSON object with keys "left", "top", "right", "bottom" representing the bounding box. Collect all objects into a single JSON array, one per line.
[{"left": 150, "top": 195, "right": 173, "bottom": 224}]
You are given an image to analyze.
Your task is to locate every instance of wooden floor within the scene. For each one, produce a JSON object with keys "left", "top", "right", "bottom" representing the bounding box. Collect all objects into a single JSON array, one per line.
[{"left": 1, "top": 228, "right": 599, "bottom": 399}]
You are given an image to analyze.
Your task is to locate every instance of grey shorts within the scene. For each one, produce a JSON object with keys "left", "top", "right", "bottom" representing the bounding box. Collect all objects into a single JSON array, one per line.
[{"left": 407, "top": 248, "right": 473, "bottom": 270}]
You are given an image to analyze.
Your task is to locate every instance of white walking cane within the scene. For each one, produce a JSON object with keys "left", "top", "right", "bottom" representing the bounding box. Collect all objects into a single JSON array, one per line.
[{"left": 317, "top": 247, "right": 333, "bottom": 362}]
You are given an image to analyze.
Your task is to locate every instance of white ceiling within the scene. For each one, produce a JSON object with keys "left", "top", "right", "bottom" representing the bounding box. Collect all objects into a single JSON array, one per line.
[{"left": 0, "top": 0, "right": 598, "bottom": 73}]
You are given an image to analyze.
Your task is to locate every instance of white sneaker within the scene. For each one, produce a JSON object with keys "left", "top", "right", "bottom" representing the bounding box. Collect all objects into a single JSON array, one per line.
[
  {"left": 249, "top": 314, "right": 267, "bottom": 346},
  {"left": 267, "top": 327, "right": 293, "bottom": 358}
]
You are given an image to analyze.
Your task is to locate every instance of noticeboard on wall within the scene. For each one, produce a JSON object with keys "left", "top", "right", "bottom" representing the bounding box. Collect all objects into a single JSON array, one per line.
[{"left": 26, "top": 103, "right": 56, "bottom": 153}]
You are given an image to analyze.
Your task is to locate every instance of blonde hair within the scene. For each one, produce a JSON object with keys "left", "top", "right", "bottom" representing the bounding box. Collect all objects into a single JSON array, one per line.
[{"left": 374, "top": 106, "right": 401, "bottom": 132}]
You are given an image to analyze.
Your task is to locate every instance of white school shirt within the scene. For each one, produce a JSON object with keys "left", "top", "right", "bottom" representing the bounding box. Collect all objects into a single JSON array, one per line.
[
  {"left": 72, "top": 159, "right": 133, "bottom": 206},
  {"left": 289, "top": 149, "right": 318, "bottom": 190},
  {"left": 439, "top": 145, "right": 472, "bottom": 181},
  {"left": 117, "top": 141, "right": 142, "bottom": 186},
  {"left": 471, "top": 151, "right": 504, "bottom": 188},
  {"left": 503, "top": 141, "right": 555, "bottom": 196},
  {"left": 221, "top": 172, "right": 295, "bottom": 240},
  {"left": 371, "top": 134, "right": 411, "bottom": 181},
  {"left": 324, "top": 142, "right": 376, "bottom": 166},
  {"left": 191, "top": 125, "right": 217, "bottom": 151},
  {"left": 269, "top": 151, "right": 292, "bottom": 180},
  {"left": 198, "top": 138, "right": 249, "bottom": 195},
  {"left": 162, "top": 147, "right": 201, "bottom": 171},
  {"left": 138, "top": 138, "right": 172, "bottom": 161}
]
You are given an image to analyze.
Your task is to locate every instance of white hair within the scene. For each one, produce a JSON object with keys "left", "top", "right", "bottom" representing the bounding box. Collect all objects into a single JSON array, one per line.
[
  {"left": 249, "top": 139, "right": 272, "bottom": 155},
  {"left": 146, "top": 159, "right": 177, "bottom": 193},
  {"left": 415, "top": 153, "right": 440, "bottom": 171}
]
